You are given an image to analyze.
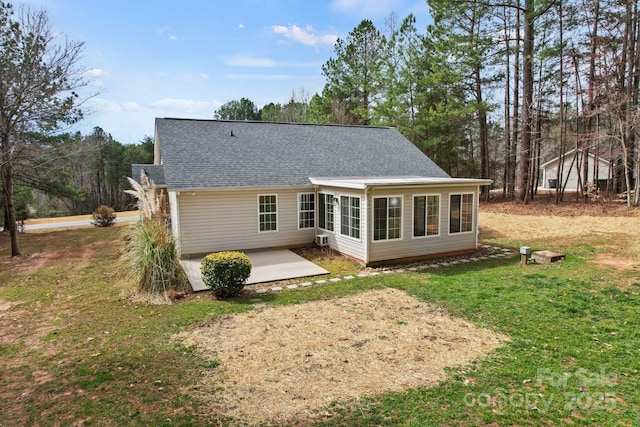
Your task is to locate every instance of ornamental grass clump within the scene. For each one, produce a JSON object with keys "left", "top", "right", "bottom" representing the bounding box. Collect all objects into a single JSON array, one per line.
[
  {"left": 120, "top": 216, "right": 188, "bottom": 296},
  {"left": 201, "top": 252, "right": 252, "bottom": 299},
  {"left": 120, "top": 170, "right": 188, "bottom": 300}
]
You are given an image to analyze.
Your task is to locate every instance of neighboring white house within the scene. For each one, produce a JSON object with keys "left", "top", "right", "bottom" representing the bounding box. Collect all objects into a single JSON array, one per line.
[
  {"left": 539, "top": 148, "right": 611, "bottom": 190},
  {"left": 133, "top": 118, "right": 491, "bottom": 265}
]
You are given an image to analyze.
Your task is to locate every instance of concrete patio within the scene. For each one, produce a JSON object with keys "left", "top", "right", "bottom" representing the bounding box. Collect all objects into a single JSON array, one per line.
[{"left": 181, "top": 249, "right": 329, "bottom": 292}]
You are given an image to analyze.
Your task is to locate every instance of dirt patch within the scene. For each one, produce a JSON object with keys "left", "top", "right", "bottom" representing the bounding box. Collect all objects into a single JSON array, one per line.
[
  {"left": 177, "top": 288, "right": 508, "bottom": 424},
  {"left": 0, "top": 300, "right": 21, "bottom": 312},
  {"left": 0, "top": 234, "right": 107, "bottom": 276},
  {"left": 595, "top": 253, "right": 640, "bottom": 272}
]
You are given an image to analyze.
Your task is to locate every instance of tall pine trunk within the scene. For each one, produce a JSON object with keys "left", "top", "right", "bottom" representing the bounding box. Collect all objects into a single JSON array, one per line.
[
  {"left": 509, "top": 0, "right": 521, "bottom": 200},
  {"left": 517, "top": 0, "right": 534, "bottom": 201}
]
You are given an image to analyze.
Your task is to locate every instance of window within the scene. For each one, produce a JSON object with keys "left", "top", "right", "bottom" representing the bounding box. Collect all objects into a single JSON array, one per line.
[
  {"left": 413, "top": 195, "right": 440, "bottom": 237},
  {"left": 449, "top": 193, "right": 473, "bottom": 233},
  {"left": 373, "top": 196, "right": 402, "bottom": 241},
  {"left": 258, "top": 194, "right": 277, "bottom": 232},
  {"left": 298, "top": 193, "right": 315, "bottom": 229},
  {"left": 318, "top": 192, "right": 334, "bottom": 232},
  {"left": 340, "top": 196, "right": 360, "bottom": 239}
]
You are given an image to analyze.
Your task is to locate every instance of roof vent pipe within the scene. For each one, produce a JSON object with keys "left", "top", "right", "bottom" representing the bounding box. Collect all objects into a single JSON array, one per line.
[{"left": 230, "top": 130, "right": 234, "bottom": 137}]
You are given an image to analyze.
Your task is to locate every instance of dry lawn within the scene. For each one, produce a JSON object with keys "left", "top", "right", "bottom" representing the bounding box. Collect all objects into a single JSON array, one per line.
[
  {"left": 480, "top": 211, "right": 640, "bottom": 242},
  {"left": 480, "top": 199, "right": 640, "bottom": 242},
  {"left": 177, "top": 288, "right": 508, "bottom": 424},
  {"left": 480, "top": 198, "right": 640, "bottom": 275}
]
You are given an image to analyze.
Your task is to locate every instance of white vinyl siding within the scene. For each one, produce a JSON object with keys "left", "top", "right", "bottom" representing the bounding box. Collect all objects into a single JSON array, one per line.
[
  {"left": 298, "top": 193, "right": 315, "bottom": 229},
  {"left": 176, "top": 188, "right": 315, "bottom": 256},
  {"left": 258, "top": 194, "right": 278, "bottom": 232},
  {"left": 315, "top": 187, "right": 366, "bottom": 261},
  {"left": 171, "top": 185, "right": 481, "bottom": 263},
  {"left": 413, "top": 194, "right": 440, "bottom": 238},
  {"left": 367, "top": 187, "right": 479, "bottom": 263}
]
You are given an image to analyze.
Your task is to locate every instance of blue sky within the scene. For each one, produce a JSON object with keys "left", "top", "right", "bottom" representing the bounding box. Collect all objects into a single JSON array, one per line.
[{"left": 22, "top": 0, "right": 431, "bottom": 144}]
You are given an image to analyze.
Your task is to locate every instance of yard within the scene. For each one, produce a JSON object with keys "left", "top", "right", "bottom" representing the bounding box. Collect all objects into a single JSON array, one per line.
[{"left": 1, "top": 199, "right": 639, "bottom": 426}]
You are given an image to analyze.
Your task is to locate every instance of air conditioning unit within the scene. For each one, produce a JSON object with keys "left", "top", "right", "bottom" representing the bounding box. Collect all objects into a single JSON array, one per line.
[{"left": 315, "top": 234, "right": 329, "bottom": 247}]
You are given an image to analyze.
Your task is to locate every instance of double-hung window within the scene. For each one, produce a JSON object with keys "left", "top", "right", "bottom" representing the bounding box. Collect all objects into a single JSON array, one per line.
[
  {"left": 318, "top": 192, "right": 334, "bottom": 232},
  {"left": 298, "top": 193, "right": 315, "bottom": 229},
  {"left": 449, "top": 193, "right": 473, "bottom": 233},
  {"left": 413, "top": 194, "right": 440, "bottom": 237},
  {"left": 340, "top": 196, "right": 360, "bottom": 239},
  {"left": 373, "top": 196, "right": 402, "bottom": 241},
  {"left": 258, "top": 194, "right": 277, "bottom": 232}
]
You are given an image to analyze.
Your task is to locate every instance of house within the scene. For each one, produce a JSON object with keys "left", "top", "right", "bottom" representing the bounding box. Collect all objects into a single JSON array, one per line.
[
  {"left": 539, "top": 148, "right": 611, "bottom": 191},
  {"left": 132, "top": 118, "right": 491, "bottom": 265}
]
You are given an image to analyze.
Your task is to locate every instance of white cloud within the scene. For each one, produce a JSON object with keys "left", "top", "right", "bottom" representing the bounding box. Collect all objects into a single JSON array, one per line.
[
  {"left": 149, "top": 98, "right": 220, "bottom": 115},
  {"left": 225, "top": 73, "right": 315, "bottom": 81},
  {"left": 224, "top": 54, "right": 322, "bottom": 68},
  {"left": 86, "top": 68, "right": 113, "bottom": 78},
  {"left": 157, "top": 25, "right": 179, "bottom": 40},
  {"left": 238, "top": 23, "right": 245, "bottom": 29},
  {"left": 272, "top": 24, "right": 337, "bottom": 47},
  {"left": 85, "top": 98, "right": 125, "bottom": 112},
  {"left": 226, "top": 56, "right": 278, "bottom": 68},
  {"left": 84, "top": 98, "right": 142, "bottom": 114},
  {"left": 122, "top": 102, "right": 141, "bottom": 112}
]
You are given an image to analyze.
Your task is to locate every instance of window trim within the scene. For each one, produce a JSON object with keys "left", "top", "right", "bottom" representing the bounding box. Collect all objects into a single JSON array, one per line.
[
  {"left": 318, "top": 192, "right": 335, "bottom": 233},
  {"left": 412, "top": 193, "right": 441, "bottom": 239},
  {"left": 372, "top": 195, "right": 403, "bottom": 242},
  {"left": 297, "top": 192, "right": 315, "bottom": 230},
  {"left": 448, "top": 192, "right": 474, "bottom": 235},
  {"left": 257, "top": 194, "right": 278, "bottom": 233},
  {"left": 339, "top": 195, "right": 361, "bottom": 240}
]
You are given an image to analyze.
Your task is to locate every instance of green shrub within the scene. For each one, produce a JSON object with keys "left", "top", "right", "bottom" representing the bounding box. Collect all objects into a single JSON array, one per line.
[
  {"left": 200, "top": 252, "right": 252, "bottom": 299},
  {"left": 120, "top": 217, "right": 189, "bottom": 296},
  {"left": 91, "top": 205, "right": 117, "bottom": 227}
]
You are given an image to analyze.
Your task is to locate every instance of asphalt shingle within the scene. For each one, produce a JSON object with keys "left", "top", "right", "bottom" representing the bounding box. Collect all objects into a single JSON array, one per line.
[
  {"left": 131, "top": 164, "right": 166, "bottom": 186},
  {"left": 154, "top": 118, "right": 450, "bottom": 190}
]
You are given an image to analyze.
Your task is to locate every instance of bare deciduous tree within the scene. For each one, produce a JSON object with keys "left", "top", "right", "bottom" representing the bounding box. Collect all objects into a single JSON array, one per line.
[{"left": 1, "top": 3, "right": 89, "bottom": 256}]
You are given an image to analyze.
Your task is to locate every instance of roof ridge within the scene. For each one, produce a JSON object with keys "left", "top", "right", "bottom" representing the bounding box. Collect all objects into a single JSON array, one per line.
[{"left": 158, "top": 117, "right": 392, "bottom": 130}]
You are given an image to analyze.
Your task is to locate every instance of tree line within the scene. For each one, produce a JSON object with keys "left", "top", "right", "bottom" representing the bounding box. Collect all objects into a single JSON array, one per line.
[
  {"left": 1, "top": 127, "right": 153, "bottom": 224},
  {"left": 2, "top": 1, "right": 639, "bottom": 256},
  {"left": 216, "top": 0, "right": 640, "bottom": 205}
]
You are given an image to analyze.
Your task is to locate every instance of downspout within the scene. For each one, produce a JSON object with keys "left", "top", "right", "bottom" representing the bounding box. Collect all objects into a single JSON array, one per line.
[
  {"left": 153, "top": 125, "right": 162, "bottom": 165},
  {"left": 363, "top": 185, "right": 371, "bottom": 265},
  {"left": 169, "top": 191, "right": 181, "bottom": 255},
  {"left": 312, "top": 184, "right": 320, "bottom": 244}
]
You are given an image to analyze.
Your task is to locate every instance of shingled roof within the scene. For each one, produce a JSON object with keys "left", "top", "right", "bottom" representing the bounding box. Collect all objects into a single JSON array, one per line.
[
  {"left": 131, "top": 164, "right": 166, "bottom": 186},
  {"left": 154, "top": 118, "right": 450, "bottom": 190}
]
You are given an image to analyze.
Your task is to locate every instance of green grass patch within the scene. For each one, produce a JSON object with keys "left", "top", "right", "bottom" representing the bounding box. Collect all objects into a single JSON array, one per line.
[{"left": 0, "top": 227, "right": 638, "bottom": 426}]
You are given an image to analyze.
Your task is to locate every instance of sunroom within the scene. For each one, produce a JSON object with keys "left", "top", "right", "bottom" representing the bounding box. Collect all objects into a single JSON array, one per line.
[{"left": 308, "top": 177, "right": 491, "bottom": 265}]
